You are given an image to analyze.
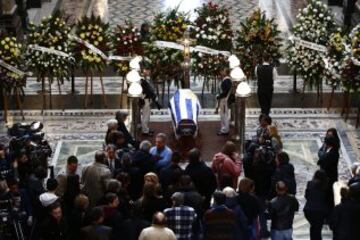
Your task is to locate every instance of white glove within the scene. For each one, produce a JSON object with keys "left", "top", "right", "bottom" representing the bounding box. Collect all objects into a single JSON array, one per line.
[{"left": 27, "top": 216, "right": 33, "bottom": 226}]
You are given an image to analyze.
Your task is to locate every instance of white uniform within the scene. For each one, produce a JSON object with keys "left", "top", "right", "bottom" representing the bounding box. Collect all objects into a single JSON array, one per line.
[
  {"left": 219, "top": 97, "right": 230, "bottom": 133},
  {"left": 141, "top": 98, "right": 151, "bottom": 134}
]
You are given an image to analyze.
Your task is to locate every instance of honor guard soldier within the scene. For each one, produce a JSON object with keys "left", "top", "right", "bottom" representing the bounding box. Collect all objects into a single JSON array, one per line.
[
  {"left": 255, "top": 54, "right": 277, "bottom": 116},
  {"left": 216, "top": 67, "right": 232, "bottom": 135},
  {"left": 140, "top": 62, "right": 161, "bottom": 137}
]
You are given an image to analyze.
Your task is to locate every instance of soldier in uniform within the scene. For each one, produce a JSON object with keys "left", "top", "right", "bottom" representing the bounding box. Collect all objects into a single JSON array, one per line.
[
  {"left": 140, "top": 62, "right": 161, "bottom": 137},
  {"left": 216, "top": 67, "right": 232, "bottom": 135}
]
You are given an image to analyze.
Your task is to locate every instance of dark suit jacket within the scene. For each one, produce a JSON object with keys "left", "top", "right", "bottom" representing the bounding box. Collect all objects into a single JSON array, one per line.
[
  {"left": 304, "top": 180, "right": 329, "bottom": 213},
  {"left": 318, "top": 148, "right": 339, "bottom": 184},
  {"left": 81, "top": 224, "right": 112, "bottom": 240}
]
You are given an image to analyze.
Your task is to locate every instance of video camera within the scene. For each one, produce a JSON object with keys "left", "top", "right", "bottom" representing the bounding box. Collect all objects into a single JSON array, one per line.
[{"left": 8, "top": 122, "right": 52, "bottom": 168}]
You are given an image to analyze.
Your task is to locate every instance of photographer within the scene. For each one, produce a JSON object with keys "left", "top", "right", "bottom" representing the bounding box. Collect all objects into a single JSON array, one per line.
[
  {"left": 8, "top": 122, "right": 52, "bottom": 176},
  {"left": 0, "top": 144, "right": 14, "bottom": 181},
  {"left": 0, "top": 178, "right": 29, "bottom": 240},
  {"left": 12, "top": 150, "right": 31, "bottom": 188}
]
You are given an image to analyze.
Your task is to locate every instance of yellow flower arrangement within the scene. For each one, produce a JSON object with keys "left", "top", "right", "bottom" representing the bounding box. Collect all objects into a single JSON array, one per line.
[{"left": 0, "top": 34, "right": 25, "bottom": 89}]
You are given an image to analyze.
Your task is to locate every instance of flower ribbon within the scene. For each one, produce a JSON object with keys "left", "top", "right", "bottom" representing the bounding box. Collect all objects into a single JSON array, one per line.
[
  {"left": 289, "top": 36, "right": 327, "bottom": 53},
  {"left": 68, "top": 34, "right": 108, "bottom": 60},
  {"left": 0, "top": 59, "right": 27, "bottom": 77},
  {"left": 154, "top": 40, "right": 230, "bottom": 56},
  {"left": 28, "top": 44, "right": 74, "bottom": 59},
  {"left": 69, "top": 34, "right": 133, "bottom": 62}
]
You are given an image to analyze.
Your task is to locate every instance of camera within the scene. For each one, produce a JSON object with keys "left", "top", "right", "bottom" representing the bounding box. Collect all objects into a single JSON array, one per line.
[{"left": 8, "top": 122, "right": 52, "bottom": 168}]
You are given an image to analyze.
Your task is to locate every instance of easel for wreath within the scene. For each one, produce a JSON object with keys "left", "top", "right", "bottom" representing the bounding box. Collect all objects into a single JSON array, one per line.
[
  {"left": 0, "top": 60, "right": 26, "bottom": 122},
  {"left": 39, "top": 74, "right": 64, "bottom": 113},
  {"left": 84, "top": 71, "right": 107, "bottom": 108},
  {"left": 2, "top": 86, "right": 24, "bottom": 123}
]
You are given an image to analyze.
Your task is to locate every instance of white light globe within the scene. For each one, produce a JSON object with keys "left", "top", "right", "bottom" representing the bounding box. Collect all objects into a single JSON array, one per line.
[
  {"left": 128, "top": 82, "right": 143, "bottom": 97},
  {"left": 228, "top": 55, "right": 240, "bottom": 69},
  {"left": 126, "top": 69, "right": 141, "bottom": 83},
  {"left": 236, "top": 81, "right": 251, "bottom": 97},
  {"left": 230, "top": 67, "right": 245, "bottom": 81},
  {"left": 129, "top": 56, "right": 143, "bottom": 70}
]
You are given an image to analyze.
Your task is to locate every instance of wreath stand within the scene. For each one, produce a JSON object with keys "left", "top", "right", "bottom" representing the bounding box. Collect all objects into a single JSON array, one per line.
[
  {"left": 2, "top": 87, "right": 25, "bottom": 123},
  {"left": 327, "top": 86, "right": 336, "bottom": 110},
  {"left": 301, "top": 78, "right": 323, "bottom": 105},
  {"left": 120, "top": 75, "right": 126, "bottom": 108},
  {"left": 341, "top": 90, "right": 351, "bottom": 121},
  {"left": 84, "top": 72, "right": 107, "bottom": 109},
  {"left": 40, "top": 75, "right": 64, "bottom": 113}
]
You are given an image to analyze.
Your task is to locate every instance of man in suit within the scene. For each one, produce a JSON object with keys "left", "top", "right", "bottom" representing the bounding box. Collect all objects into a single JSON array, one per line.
[
  {"left": 81, "top": 151, "right": 112, "bottom": 208},
  {"left": 256, "top": 55, "right": 277, "bottom": 116},
  {"left": 81, "top": 207, "right": 112, "bottom": 240},
  {"left": 105, "top": 144, "right": 121, "bottom": 176},
  {"left": 216, "top": 67, "right": 232, "bottom": 135},
  {"left": 115, "top": 111, "right": 137, "bottom": 147}
]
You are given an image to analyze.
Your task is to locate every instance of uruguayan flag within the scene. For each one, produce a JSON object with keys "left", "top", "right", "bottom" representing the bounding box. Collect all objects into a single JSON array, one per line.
[{"left": 169, "top": 89, "right": 201, "bottom": 128}]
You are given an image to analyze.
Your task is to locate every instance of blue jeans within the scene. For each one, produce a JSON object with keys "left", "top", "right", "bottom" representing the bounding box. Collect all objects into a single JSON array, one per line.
[{"left": 271, "top": 229, "right": 293, "bottom": 240}]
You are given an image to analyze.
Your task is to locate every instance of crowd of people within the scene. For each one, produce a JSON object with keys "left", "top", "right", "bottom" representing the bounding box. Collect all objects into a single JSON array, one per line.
[{"left": 1, "top": 112, "right": 360, "bottom": 240}]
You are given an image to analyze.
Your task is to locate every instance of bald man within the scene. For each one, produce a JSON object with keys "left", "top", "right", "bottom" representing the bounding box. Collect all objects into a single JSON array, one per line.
[{"left": 138, "top": 212, "right": 176, "bottom": 240}]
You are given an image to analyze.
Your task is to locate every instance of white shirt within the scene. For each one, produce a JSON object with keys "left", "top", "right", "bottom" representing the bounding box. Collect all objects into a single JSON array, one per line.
[
  {"left": 254, "top": 62, "right": 278, "bottom": 80},
  {"left": 138, "top": 225, "right": 176, "bottom": 240}
]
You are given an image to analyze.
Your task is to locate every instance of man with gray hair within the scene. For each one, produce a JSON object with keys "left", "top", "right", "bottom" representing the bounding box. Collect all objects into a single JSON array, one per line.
[
  {"left": 81, "top": 150, "right": 112, "bottom": 207},
  {"left": 164, "top": 192, "right": 196, "bottom": 240},
  {"left": 131, "top": 140, "right": 155, "bottom": 198},
  {"left": 150, "top": 133, "right": 173, "bottom": 171},
  {"left": 115, "top": 110, "right": 136, "bottom": 147},
  {"left": 133, "top": 140, "right": 155, "bottom": 174}
]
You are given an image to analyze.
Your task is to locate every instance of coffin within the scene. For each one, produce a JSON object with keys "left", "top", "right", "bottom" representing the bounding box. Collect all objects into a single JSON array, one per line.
[{"left": 169, "top": 89, "right": 201, "bottom": 139}]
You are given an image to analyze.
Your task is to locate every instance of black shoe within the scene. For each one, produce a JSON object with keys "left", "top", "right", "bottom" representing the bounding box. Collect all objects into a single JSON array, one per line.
[{"left": 217, "top": 131, "right": 229, "bottom": 136}]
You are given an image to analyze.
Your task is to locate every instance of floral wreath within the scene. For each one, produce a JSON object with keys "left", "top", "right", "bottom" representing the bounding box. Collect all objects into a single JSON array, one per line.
[
  {"left": 0, "top": 35, "right": 25, "bottom": 91},
  {"left": 341, "top": 24, "right": 360, "bottom": 92},
  {"left": 145, "top": 7, "right": 189, "bottom": 78},
  {"left": 26, "top": 11, "right": 73, "bottom": 82},
  {"left": 287, "top": 0, "right": 338, "bottom": 88},
  {"left": 73, "top": 14, "right": 110, "bottom": 74},
  {"left": 235, "top": 9, "right": 281, "bottom": 79},
  {"left": 192, "top": 1, "right": 233, "bottom": 76},
  {"left": 111, "top": 21, "right": 143, "bottom": 77}
]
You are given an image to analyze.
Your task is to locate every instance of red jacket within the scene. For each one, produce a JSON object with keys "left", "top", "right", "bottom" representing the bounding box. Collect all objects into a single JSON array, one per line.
[{"left": 212, "top": 152, "right": 242, "bottom": 189}]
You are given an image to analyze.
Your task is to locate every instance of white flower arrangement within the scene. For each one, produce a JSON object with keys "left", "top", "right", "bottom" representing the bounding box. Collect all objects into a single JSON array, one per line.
[
  {"left": 26, "top": 11, "right": 73, "bottom": 82},
  {"left": 287, "top": 0, "right": 338, "bottom": 88},
  {"left": 192, "top": 1, "right": 233, "bottom": 76}
]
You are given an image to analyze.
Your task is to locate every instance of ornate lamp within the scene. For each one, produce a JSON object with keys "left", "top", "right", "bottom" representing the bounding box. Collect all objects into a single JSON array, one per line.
[
  {"left": 127, "top": 57, "right": 143, "bottom": 137},
  {"left": 234, "top": 80, "right": 251, "bottom": 156}
]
